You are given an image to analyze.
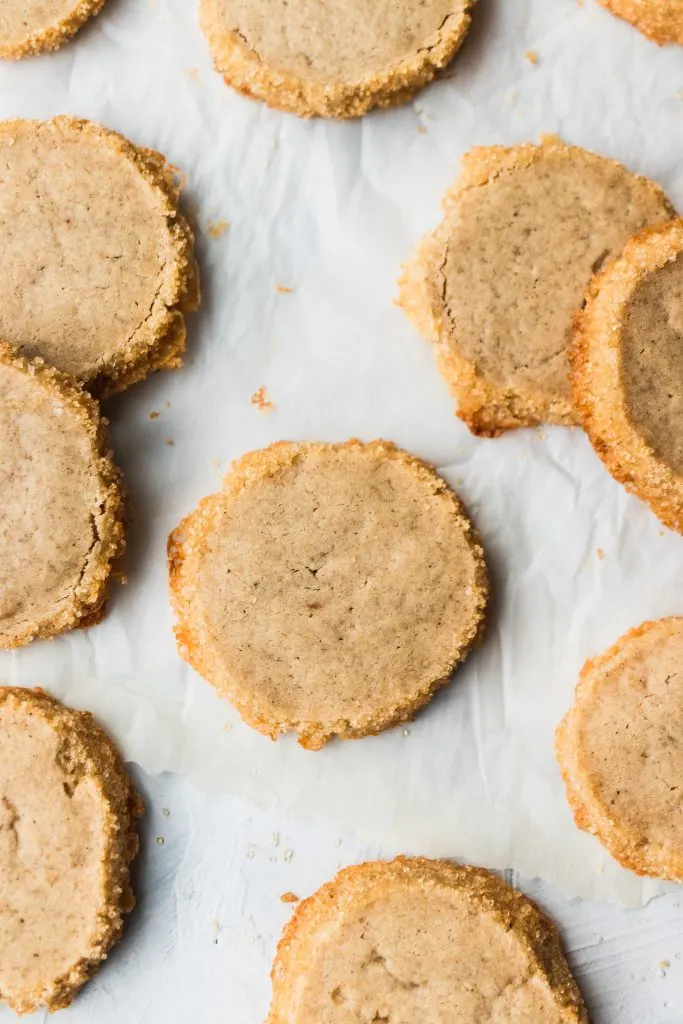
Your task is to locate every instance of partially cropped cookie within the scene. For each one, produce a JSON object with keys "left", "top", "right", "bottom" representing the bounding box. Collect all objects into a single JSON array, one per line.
[
  {"left": 0, "top": 0, "right": 106, "bottom": 58},
  {"left": 0, "top": 687, "right": 142, "bottom": 1014},
  {"left": 598, "top": 0, "right": 683, "bottom": 45},
  {"left": 398, "top": 136, "right": 674, "bottom": 436},
  {"left": 268, "top": 857, "right": 587, "bottom": 1023},
  {"left": 557, "top": 618, "right": 683, "bottom": 881},
  {"left": 0, "top": 117, "right": 200, "bottom": 395},
  {"left": 572, "top": 218, "right": 683, "bottom": 534},
  {"left": 200, "top": 0, "right": 477, "bottom": 118},
  {"left": 0, "top": 343, "right": 124, "bottom": 648},
  {"left": 169, "top": 440, "right": 488, "bottom": 749}
]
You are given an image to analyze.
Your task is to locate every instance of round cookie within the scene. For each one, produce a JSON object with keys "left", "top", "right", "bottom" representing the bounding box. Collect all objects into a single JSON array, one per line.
[
  {"left": 398, "top": 135, "right": 675, "bottom": 436},
  {"left": 556, "top": 618, "right": 683, "bottom": 881},
  {"left": 199, "top": 0, "right": 477, "bottom": 119},
  {"left": 0, "top": 687, "right": 143, "bottom": 1014},
  {"left": 0, "top": 117, "right": 200, "bottom": 396},
  {"left": 598, "top": 0, "right": 683, "bottom": 45},
  {"left": 0, "top": 343, "right": 125, "bottom": 648},
  {"left": 572, "top": 218, "right": 683, "bottom": 534},
  {"left": 0, "top": 0, "right": 106, "bottom": 59},
  {"left": 267, "top": 857, "right": 588, "bottom": 1024},
  {"left": 168, "top": 440, "right": 488, "bottom": 749}
]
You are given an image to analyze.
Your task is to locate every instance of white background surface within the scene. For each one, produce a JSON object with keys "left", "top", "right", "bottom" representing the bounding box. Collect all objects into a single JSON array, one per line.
[{"left": 1, "top": 0, "right": 683, "bottom": 1018}]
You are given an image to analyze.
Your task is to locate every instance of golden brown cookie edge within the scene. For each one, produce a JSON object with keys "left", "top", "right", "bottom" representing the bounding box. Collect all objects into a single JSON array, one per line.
[
  {"left": 598, "top": 0, "right": 683, "bottom": 45},
  {"left": 0, "top": 0, "right": 107, "bottom": 60}
]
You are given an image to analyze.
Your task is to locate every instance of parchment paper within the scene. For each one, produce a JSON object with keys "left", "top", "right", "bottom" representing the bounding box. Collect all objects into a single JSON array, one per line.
[{"left": 1, "top": 0, "right": 682, "bottom": 906}]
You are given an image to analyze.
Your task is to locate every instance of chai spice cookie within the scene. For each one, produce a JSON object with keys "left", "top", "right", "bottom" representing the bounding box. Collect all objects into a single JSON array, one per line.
[
  {"left": 398, "top": 136, "right": 675, "bottom": 436},
  {"left": 0, "top": 0, "right": 106, "bottom": 59},
  {"left": 598, "top": 0, "right": 683, "bottom": 45},
  {"left": 0, "top": 343, "right": 124, "bottom": 648},
  {"left": 267, "top": 857, "right": 588, "bottom": 1024},
  {"left": 0, "top": 117, "right": 200, "bottom": 396},
  {"left": 557, "top": 618, "right": 683, "bottom": 881},
  {"left": 199, "top": 0, "right": 477, "bottom": 119},
  {"left": 0, "top": 687, "right": 143, "bottom": 1014},
  {"left": 572, "top": 218, "right": 683, "bottom": 534},
  {"left": 168, "top": 440, "right": 488, "bottom": 749}
]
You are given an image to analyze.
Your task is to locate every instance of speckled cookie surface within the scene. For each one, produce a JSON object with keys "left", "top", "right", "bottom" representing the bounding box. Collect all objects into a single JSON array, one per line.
[
  {"left": 0, "top": 117, "right": 200, "bottom": 395},
  {"left": 0, "top": 343, "right": 124, "bottom": 648},
  {"left": 398, "top": 136, "right": 674, "bottom": 436},
  {"left": 599, "top": 0, "right": 683, "bottom": 45},
  {"left": 168, "top": 440, "right": 488, "bottom": 749},
  {"left": 0, "top": 687, "right": 142, "bottom": 1014},
  {"left": 0, "top": 0, "right": 106, "bottom": 58},
  {"left": 200, "top": 0, "right": 476, "bottom": 118},
  {"left": 556, "top": 618, "right": 683, "bottom": 881},
  {"left": 572, "top": 218, "right": 683, "bottom": 534},
  {"left": 267, "top": 857, "right": 588, "bottom": 1023}
]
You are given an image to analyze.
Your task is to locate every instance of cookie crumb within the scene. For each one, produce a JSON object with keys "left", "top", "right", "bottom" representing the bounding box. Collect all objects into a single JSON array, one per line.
[
  {"left": 402, "top": 728, "right": 410, "bottom": 737},
  {"left": 187, "top": 68, "right": 199, "bottom": 81},
  {"left": 283, "top": 849, "right": 293, "bottom": 863},
  {"left": 251, "top": 385, "right": 275, "bottom": 413},
  {"left": 275, "top": 284, "right": 293, "bottom": 294},
  {"left": 597, "top": 548, "right": 604, "bottom": 561},
  {"left": 165, "top": 438, "right": 175, "bottom": 446},
  {"left": 149, "top": 410, "right": 160, "bottom": 420},
  {"left": 207, "top": 219, "right": 229, "bottom": 239},
  {"left": 525, "top": 50, "right": 539, "bottom": 64},
  {"left": 417, "top": 124, "right": 426, "bottom": 135},
  {"left": 156, "top": 836, "right": 165, "bottom": 846},
  {"left": 280, "top": 892, "right": 299, "bottom": 904}
]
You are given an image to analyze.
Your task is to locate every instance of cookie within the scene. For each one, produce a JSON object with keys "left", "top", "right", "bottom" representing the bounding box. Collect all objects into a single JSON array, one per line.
[
  {"left": 199, "top": 0, "right": 476, "bottom": 119},
  {"left": 267, "top": 856, "right": 588, "bottom": 1023},
  {"left": 0, "top": 686, "right": 143, "bottom": 1014},
  {"left": 398, "top": 135, "right": 675, "bottom": 436},
  {"left": 556, "top": 618, "right": 683, "bottom": 881},
  {"left": 571, "top": 218, "right": 683, "bottom": 534},
  {"left": 598, "top": 0, "right": 683, "bottom": 45},
  {"left": 0, "top": 117, "right": 200, "bottom": 396},
  {"left": 0, "top": 343, "right": 124, "bottom": 648},
  {"left": 0, "top": 0, "right": 106, "bottom": 59},
  {"left": 168, "top": 440, "right": 488, "bottom": 749}
]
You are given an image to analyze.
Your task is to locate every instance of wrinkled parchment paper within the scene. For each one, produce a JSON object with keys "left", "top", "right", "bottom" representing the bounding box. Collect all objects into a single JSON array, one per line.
[{"left": 1, "top": 0, "right": 682, "bottom": 906}]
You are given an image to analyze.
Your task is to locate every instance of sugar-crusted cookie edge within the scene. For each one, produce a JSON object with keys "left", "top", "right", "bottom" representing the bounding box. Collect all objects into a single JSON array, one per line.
[
  {"left": 571, "top": 218, "right": 683, "bottom": 534},
  {"left": 168, "top": 439, "right": 489, "bottom": 749},
  {"left": 0, "top": 117, "right": 200, "bottom": 396},
  {"left": 556, "top": 617, "right": 683, "bottom": 882},
  {"left": 598, "top": 0, "right": 683, "bottom": 46},
  {"left": 199, "top": 0, "right": 477, "bottom": 119},
  {"left": 0, "top": 686, "right": 143, "bottom": 1014},
  {"left": 398, "top": 134, "right": 675, "bottom": 436},
  {"left": 0, "top": 0, "right": 106, "bottom": 60},
  {"left": 267, "top": 856, "right": 588, "bottom": 1023},
  {"left": 0, "top": 341, "right": 125, "bottom": 648}
]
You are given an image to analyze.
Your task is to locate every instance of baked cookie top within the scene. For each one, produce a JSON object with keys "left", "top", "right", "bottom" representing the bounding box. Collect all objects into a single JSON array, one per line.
[
  {"left": 200, "top": 0, "right": 476, "bottom": 118},
  {"left": 572, "top": 218, "right": 683, "bottom": 534},
  {"left": 267, "top": 857, "right": 588, "bottom": 1023},
  {"left": 398, "top": 136, "right": 674, "bottom": 436},
  {"left": 0, "top": 687, "right": 142, "bottom": 1014},
  {"left": 0, "top": 0, "right": 106, "bottom": 58},
  {"left": 598, "top": 0, "right": 683, "bottom": 45},
  {"left": 0, "top": 117, "right": 200, "bottom": 395},
  {"left": 556, "top": 617, "right": 683, "bottom": 881},
  {"left": 0, "top": 343, "right": 124, "bottom": 648},
  {"left": 168, "top": 440, "right": 488, "bottom": 749}
]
